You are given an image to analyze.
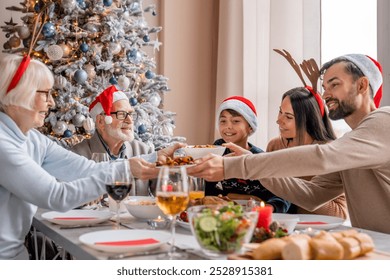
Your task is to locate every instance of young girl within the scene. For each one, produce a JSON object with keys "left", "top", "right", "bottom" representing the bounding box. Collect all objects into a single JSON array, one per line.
[
  {"left": 266, "top": 87, "right": 347, "bottom": 218},
  {"left": 205, "top": 96, "right": 291, "bottom": 213}
]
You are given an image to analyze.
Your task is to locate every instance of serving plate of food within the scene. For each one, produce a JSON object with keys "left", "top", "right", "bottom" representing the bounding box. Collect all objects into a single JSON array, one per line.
[{"left": 181, "top": 145, "right": 226, "bottom": 159}]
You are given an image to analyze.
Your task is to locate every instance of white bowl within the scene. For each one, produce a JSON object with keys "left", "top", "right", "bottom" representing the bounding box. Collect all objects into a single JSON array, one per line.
[
  {"left": 182, "top": 145, "right": 226, "bottom": 159},
  {"left": 124, "top": 196, "right": 165, "bottom": 220},
  {"left": 272, "top": 213, "right": 299, "bottom": 234}
]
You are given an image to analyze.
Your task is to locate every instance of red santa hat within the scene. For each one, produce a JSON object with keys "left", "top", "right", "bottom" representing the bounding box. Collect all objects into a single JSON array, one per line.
[
  {"left": 339, "top": 54, "right": 383, "bottom": 107},
  {"left": 89, "top": 85, "right": 128, "bottom": 124},
  {"left": 216, "top": 96, "right": 258, "bottom": 135}
]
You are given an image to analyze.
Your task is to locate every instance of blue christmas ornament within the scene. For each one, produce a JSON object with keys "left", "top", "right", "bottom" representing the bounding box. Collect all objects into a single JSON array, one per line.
[
  {"left": 74, "top": 69, "right": 88, "bottom": 84},
  {"left": 103, "top": 0, "right": 113, "bottom": 6},
  {"left": 77, "top": 0, "right": 87, "bottom": 10},
  {"left": 80, "top": 42, "right": 89, "bottom": 53},
  {"left": 127, "top": 49, "right": 142, "bottom": 64},
  {"left": 63, "top": 129, "right": 73, "bottom": 138},
  {"left": 34, "top": 0, "right": 44, "bottom": 12},
  {"left": 143, "top": 35, "right": 150, "bottom": 42},
  {"left": 42, "top": 22, "right": 56, "bottom": 38},
  {"left": 138, "top": 124, "right": 147, "bottom": 134},
  {"left": 130, "top": 97, "right": 138, "bottom": 106},
  {"left": 145, "top": 70, "right": 155, "bottom": 79},
  {"left": 109, "top": 76, "right": 118, "bottom": 85}
]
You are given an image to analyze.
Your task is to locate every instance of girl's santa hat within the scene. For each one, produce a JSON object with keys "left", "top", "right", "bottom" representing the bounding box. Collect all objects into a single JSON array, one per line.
[
  {"left": 339, "top": 54, "right": 383, "bottom": 107},
  {"left": 216, "top": 96, "right": 258, "bottom": 135},
  {"left": 89, "top": 85, "right": 128, "bottom": 124}
]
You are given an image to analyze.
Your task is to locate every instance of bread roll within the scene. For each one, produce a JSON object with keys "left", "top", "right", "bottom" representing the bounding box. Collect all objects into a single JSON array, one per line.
[
  {"left": 251, "top": 238, "right": 287, "bottom": 260},
  {"left": 310, "top": 238, "right": 344, "bottom": 260},
  {"left": 338, "top": 237, "right": 361, "bottom": 259},
  {"left": 353, "top": 233, "right": 374, "bottom": 255},
  {"left": 282, "top": 237, "right": 312, "bottom": 260},
  {"left": 312, "top": 230, "right": 335, "bottom": 241}
]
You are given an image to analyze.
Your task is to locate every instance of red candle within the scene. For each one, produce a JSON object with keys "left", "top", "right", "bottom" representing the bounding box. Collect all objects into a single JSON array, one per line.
[{"left": 253, "top": 202, "right": 273, "bottom": 229}]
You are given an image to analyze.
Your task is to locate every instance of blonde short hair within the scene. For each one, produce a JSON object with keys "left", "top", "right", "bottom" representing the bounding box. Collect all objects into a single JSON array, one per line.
[{"left": 0, "top": 54, "right": 54, "bottom": 111}]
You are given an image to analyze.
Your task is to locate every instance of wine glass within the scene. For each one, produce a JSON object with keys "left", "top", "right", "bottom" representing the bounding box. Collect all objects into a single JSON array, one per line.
[
  {"left": 189, "top": 177, "right": 205, "bottom": 201},
  {"left": 91, "top": 152, "right": 110, "bottom": 162},
  {"left": 105, "top": 160, "right": 133, "bottom": 229},
  {"left": 91, "top": 153, "right": 110, "bottom": 208},
  {"left": 156, "top": 166, "right": 190, "bottom": 259}
]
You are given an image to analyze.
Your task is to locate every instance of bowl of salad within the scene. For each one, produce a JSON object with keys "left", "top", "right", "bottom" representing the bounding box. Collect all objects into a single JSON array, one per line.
[{"left": 187, "top": 203, "right": 258, "bottom": 257}]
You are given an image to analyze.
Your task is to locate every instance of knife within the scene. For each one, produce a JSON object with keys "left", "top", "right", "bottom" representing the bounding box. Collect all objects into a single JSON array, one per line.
[
  {"left": 59, "top": 222, "right": 114, "bottom": 229},
  {"left": 107, "top": 249, "right": 168, "bottom": 260}
]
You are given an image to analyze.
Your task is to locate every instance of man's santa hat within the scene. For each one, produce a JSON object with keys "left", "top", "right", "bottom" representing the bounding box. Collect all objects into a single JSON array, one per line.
[
  {"left": 89, "top": 85, "right": 128, "bottom": 124},
  {"left": 339, "top": 54, "right": 383, "bottom": 107},
  {"left": 216, "top": 96, "right": 258, "bottom": 135}
]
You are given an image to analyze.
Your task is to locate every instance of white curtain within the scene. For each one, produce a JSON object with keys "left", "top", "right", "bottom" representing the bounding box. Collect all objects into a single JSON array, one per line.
[{"left": 215, "top": 0, "right": 320, "bottom": 148}]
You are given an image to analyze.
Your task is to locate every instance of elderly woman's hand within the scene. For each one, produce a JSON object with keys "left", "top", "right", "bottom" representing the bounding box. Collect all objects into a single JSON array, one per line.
[
  {"left": 223, "top": 142, "right": 252, "bottom": 156},
  {"left": 187, "top": 154, "right": 224, "bottom": 181},
  {"left": 129, "top": 157, "right": 159, "bottom": 180}
]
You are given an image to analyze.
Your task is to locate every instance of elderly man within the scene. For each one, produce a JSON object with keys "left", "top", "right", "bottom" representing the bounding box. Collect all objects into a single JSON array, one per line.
[
  {"left": 72, "top": 85, "right": 180, "bottom": 196},
  {"left": 189, "top": 54, "right": 390, "bottom": 234}
]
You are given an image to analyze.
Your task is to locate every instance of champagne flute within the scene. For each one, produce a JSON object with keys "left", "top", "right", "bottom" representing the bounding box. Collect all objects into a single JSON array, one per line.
[
  {"left": 105, "top": 160, "right": 133, "bottom": 229},
  {"left": 156, "top": 166, "right": 189, "bottom": 259}
]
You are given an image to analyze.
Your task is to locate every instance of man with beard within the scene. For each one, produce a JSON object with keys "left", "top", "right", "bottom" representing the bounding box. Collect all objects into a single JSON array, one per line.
[
  {"left": 72, "top": 85, "right": 175, "bottom": 196},
  {"left": 188, "top": 54, "right": 390, "bottom": 234}
]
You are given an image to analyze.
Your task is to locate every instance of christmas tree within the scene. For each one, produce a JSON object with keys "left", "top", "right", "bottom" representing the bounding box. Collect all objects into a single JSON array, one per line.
[{"left": 1, "top": 0, "right": 185, "bottom": 150}]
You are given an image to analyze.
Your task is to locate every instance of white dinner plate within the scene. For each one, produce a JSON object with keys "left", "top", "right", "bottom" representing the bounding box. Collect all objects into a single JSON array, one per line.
[
  {"left": 79, "top": 230, "right": 170, "bottom": 253},
  {"left": 156, "top": 164, "right": 196, "bottom": 170},
  {"left": 176, "top": 219, "right": 191, "bottom": 230},
  {"left": 42, "top": 210, "right": 112, "bottom": 226},
  {"left": 294, "top": 214, "right": 344, "bottom": 230}
]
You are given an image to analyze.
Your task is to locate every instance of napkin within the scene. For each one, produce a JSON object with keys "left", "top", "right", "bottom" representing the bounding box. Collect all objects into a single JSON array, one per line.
[
  {"left": 54, "top": 217, "right": 97, "bottom": 220},
  {"left": 298, "top": 221, "right": 328, "bottom": 225},
  {"left": 95, "top": 238, "right": 159, "bottom": 246}
]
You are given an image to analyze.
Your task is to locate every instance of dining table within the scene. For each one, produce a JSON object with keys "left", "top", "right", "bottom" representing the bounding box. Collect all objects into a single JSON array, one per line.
[{"left": 32, "top": 208, "right": 390, "bottom": 260}]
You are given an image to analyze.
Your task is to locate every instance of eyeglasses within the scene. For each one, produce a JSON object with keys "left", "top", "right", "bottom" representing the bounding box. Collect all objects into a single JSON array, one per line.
[
  {"left": 36, "top": 89, "right": 53, "bottom": 102},
  {"left": 110, "top": 111, "right": 137, "bottom": 120}
]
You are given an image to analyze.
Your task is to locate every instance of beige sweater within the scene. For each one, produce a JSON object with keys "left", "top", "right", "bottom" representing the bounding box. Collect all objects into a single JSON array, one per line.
[
  {"left": 266, "top": 137, "right": 347, "bottom": 219},
  {"left": 224, "top": 107, "right": 390, "bottom": 233}
]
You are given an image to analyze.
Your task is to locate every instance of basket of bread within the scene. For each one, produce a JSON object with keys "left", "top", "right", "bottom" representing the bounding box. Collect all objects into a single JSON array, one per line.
[{"left": 229, "top": 229, "right": 376, "bottom": 260}]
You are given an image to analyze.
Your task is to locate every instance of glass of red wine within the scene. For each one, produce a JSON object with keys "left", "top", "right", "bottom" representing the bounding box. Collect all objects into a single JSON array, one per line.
[{"left": 105, "top": 160, "right": 132, "bottom": 229}]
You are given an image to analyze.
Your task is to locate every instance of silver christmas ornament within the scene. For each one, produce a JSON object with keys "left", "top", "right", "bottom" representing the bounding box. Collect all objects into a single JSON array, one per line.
[
  {"left": 46, "top": 45, "right": 64, "bottom": 61},
  {"left": 54, "top": 75, "right": 68, "bottom": 89},
  {"left": 61, "top": 0, "right": 76, "bottom": 10},
  {"left": 148, "top": 93, "right": 161, "bottom": 107},
  {"left": 82, "top": 117, "right": 95, "bottom": 132},
  {"left": 84, "top": 64, "right": 96, "bottom": 79},
  {"left": 52, "top": 121, "right": 68, "bottom": 135},
  {"left": 60, "top": 44, "right": 71, "bottom": 57},
  {"left": 72, "top": 114, "right": 86, "bottom": 127},
  {"left": 68, "top": 123, "right": 76, "bottom": 133},
  {"left": 109, "top": 42, "right": 121, "bottom": 55},
  {"left": 16, "top": 26, "right": 31, "bottom": 39},
  {"left": 117, "top": 75, "right": 130, "bottom": 90}
]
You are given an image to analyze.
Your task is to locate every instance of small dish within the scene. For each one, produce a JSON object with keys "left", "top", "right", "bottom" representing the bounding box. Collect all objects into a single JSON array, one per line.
[
  {"left": 176, "top": 219, "right": 191, "bottom": 230},
  {"left": 295, "top": 214, "right": 344, "bottom": 230},
  {"left": 42, "top": 210, "right": 112, "bottom": 226},
  {"left": 79, "top": 229, "right": 170, "bottom": 253},
  {"left": 272, "top": 213, "right": 299, "bottom": 234},
  {"left": 124, "top": 196, "right": 165, "bottom": 220}
]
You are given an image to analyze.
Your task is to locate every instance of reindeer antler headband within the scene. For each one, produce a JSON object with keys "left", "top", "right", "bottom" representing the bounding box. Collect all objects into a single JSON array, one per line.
[
  {"left": 273, "top": 49, "right": 324, "bottom": 117},
  {"left": 6, "top": 6, "right": 49, "bottom": 94}
]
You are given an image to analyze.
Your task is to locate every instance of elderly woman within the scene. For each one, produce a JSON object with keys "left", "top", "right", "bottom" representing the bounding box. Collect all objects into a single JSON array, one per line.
[{"left": 0, "top": 54, "right": 164, "bottom": 259}]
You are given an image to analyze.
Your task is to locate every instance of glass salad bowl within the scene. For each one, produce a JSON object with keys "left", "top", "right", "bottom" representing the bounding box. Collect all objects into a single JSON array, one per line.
[{"left": 187, "top": 203, "right": 258, "bottom": 258}]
